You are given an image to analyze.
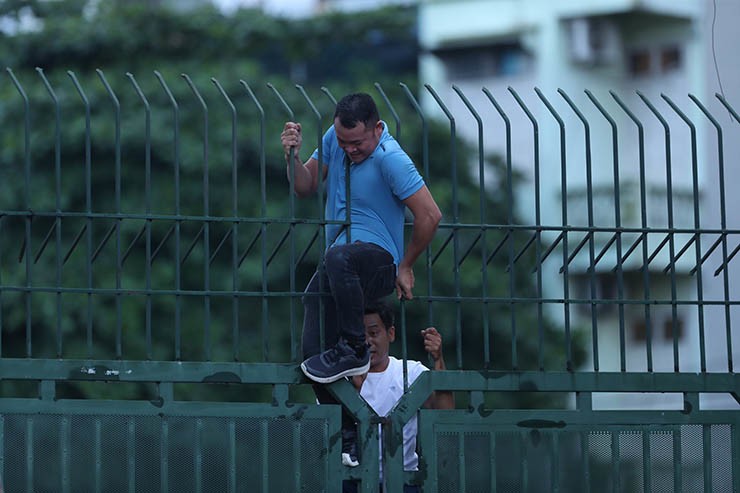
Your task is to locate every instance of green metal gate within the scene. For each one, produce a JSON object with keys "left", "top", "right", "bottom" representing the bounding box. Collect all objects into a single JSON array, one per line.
[{"left": 0, "top": 69, "right": 738, "bottom": 492}]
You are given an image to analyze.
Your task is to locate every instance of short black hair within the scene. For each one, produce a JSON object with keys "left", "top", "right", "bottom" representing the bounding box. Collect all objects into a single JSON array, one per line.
[
  {"left": 364, "top": 298, "right": 394, "bottom": 331},
  {"left": 334, "top": 93, "right": 380, "bottom": 129}
]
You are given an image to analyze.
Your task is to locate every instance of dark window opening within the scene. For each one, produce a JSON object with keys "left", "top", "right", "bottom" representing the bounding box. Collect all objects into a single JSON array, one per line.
[
  {"left": 660, "top": 46, "right": 681, "bottom": 72},
  {"left": 628, "top": 49, "right": 651, "bottom": 76},
  {"left": 436, "top": 42, "right": 532, "bottom": 80},
  {"left": 628, "top": 44, "right": 682, "bottom": 77}
]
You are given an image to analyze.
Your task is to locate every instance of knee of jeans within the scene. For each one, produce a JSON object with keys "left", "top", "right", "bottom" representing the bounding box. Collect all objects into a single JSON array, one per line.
[{"left": 324, "top": 246, "right": 350, "bottom": 272}]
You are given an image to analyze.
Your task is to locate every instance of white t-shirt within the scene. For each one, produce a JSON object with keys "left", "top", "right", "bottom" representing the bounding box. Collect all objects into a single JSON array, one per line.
[{"left": 360, "top": 356, "right": 428, "bottom": 475}]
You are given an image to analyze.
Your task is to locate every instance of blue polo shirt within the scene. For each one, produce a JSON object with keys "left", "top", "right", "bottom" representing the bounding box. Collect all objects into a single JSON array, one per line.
[{"left": 311, "top": 122, "right": 424, "bottom": 265}]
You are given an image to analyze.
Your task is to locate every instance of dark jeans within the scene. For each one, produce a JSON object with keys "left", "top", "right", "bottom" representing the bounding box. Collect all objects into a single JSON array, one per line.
[
  {"left": 301, "top": 241, "right": 396, "bottom": 360},
  {"left": 301, "top": 241, "right": 396, "bottom": 438}
]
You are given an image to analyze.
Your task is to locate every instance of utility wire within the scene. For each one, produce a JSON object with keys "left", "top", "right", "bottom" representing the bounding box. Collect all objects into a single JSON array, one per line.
[{"left": 711, "top": 0, "right": 726, "bottom": 99}]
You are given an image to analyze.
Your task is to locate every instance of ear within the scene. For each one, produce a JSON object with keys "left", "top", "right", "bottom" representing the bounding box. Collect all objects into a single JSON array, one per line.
[
  {"left": 374, "top": 121, "right": 383, "bottom": 137},
  {"left": 388, "top": 324, "right": 396, "bottom": 343}
]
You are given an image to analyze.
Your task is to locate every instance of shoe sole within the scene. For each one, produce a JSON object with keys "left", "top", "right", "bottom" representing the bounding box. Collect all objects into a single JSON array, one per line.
[{"left": 300, "top": 359, "right": 370, "bottom": 384}]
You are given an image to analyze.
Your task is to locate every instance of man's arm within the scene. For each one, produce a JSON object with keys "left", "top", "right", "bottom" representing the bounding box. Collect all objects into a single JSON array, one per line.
[
  {"left": 281, "top": 122, "right": 325, "bottom": 198},
  {"left": 420, "top": 327, "right": 455, "bottom": 410},
  {"left": 397, "top": 185, "right": 442, "bottom": 299}
]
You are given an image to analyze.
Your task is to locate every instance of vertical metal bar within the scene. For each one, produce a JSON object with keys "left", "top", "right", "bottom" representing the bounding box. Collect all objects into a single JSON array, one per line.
[
  {"left": 95, "top": 418, "right": 102, "bottom": 492},
  {"left": 703, "top": 424, "right": 713, "bottom": 493},
  {"left": 643, "top": 431, "right": 652, "bottom": 493},
  {"left": 261, "top": 420, "right": 269, "bottom": 492},
  {"left": 519, "top": 431, "right": 527, "bottom": 492},
  {"left": 6, "top": 69, "right": 34, "bottom": 358},
  {"left": 0, "top": 416, "right": 4, "bottom": 489},
  {"left": 586, "top": 91, "right": 626, "bottom": 371},
  {"left": 384, "top": 413, "right": 402, "bottom": 492},
  {"left": 582, "top": 430, "right": 590, "bottom": 493},
  {"left": 454, "top": 86, "right": 490, "bottom": 367},
  {"left": 37, "top": 67, "right": 65, "bottom": 358},
  {"left": 733, "top": 421, "right": 740, "bottom": 493},
  {"left": 374, "top": 82, "right": 414, "bottom": 376},
  {"left": 400, "top": 83, "right": 435, "bottom": 326},
  {"left": 155, "top": 71, "right": 182, "bottom": 360},
  {"left": 293, "top": 420, "right": 301, "bottom": 493},
  {"left": 611, "top": 92, "right": 654, "bottom": 371},
  {"left": 313, "top": 87, "right": 328, "bottom": 357},
  {"left": 358, "top": 412, "right": 379, "bottom": 493},
  {"left": 610, "top": 431, "right": 619, "bottom": 493},
  {"left": 212, "top": 78, "right": 240, "bottom": 361},
  {"left": 673, "top": 428, "right": 682, "bottom": 491},
  {"left": 26, "top": 416, "right": 34, "bottom": 492},
  {"left": 61, "top": 416, "right": 70, "bottom": 493},
  {"left": 638, "top": 92, "right": 679, "bottom": 371},
  {"left": 0, "top": 216, "right": 3, "bottom": 356},
  {"left": 127, "top": 73, "right": 154, "bottom": 360},
  {"left": 128, "top": 418, "right": 136, "bottom": 493},
  {"left": 296, "top": 85, "right": 325, "bottom": 362},
  {"left": 424, "top": 84, "right": 462, "bottom": 368},
  {"left": 576, "top": 393, "right": 592, "bottom": 492},
  {"left": 195, "top": 418, "right": 203, "bottom": 493},
  {"left": 458, "top": 432, "right": 466, "bottom": 493},
  {"left": 182, "top": 74, "right": 212, "bottom": 361},
  {"left": 161, "top": 418, "right": 169, "bottom": 493},
  {"left": 374, "top": 82, "right": 401, "bottom": 140},
  {"left": 67, "top": 71, "right": 95, "bottom": 359},
  {"left": 551, "top": 432, "right": 559, "bottom": 492},
  {"left": 509, "top": 88, "right": 544, "bottom": 370},
  {"left": 690, "top": 95, "right": 733, "bottom": 372},
  {"left": 241, "top": 81, "right": 271, "bottom": 361},
  {"left": 0, "top": 72, "right": 3, "bottom": 353},
  {"left": 344, "top": 112, "right": 352, "bottom": 248},
  {"left": 0, "top": 416, "right": 5, "bottom": 493},
  {"left": 417, "top": 415, "right": 432, "bottom": 493},
  {"left": 320, "top": 86, "right": 352, "bottom": 247},
  {"left": 558, "top": 89, "right": 599, "bottom": 372},
  {"left": 536, "top": 89, "right": 573, "bottom": 370},
  {"left": 228, "top": 419, "right": 236, "bottom": 493},
  {"left": 484, "top": 89, "right": 518, "bottom": 369},
  {"left": 401, "top": 301, "right": 409, "bottom": 391},
  {"left": 662, "top": 95, "right": 706, "bottom": 371},
  {"left": 490, "top": 432, "right": 496, "bottom": 492},
  {"left": 341, "top": 88, "right": 354, "bottom": 249},
  {"left": 266, "top": 83, "right": 296, "bottom": 361},
  {"left": 97, "top": 70, "right": 124, "bottom": 359}
]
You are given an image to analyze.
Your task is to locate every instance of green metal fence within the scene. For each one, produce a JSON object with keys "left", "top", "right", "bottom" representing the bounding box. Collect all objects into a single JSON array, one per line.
[{"left": 0, "top": 68, "right": 738, "bottom": 492}]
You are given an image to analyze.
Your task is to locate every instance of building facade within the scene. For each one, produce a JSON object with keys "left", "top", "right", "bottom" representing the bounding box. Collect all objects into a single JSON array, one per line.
[{"left": 419, "top": 0, "right": 740, "bottom": 409}]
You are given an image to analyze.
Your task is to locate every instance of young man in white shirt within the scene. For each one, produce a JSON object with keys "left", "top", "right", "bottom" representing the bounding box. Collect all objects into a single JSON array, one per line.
[{"left": 344, "top": 298, "right": 455, "bottom": 493}]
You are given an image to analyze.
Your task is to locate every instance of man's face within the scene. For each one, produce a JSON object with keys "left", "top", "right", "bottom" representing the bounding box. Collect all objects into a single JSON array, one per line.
[
  {"left": 334, "top": 117, "right": 382, "bottom": 164},
  {"left": 363, "top": 312, "right": 395, "bottom": 372}
]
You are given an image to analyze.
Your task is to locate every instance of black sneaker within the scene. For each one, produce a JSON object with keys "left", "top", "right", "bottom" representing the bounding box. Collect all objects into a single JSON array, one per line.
[
  {"left": 300, "top": 339, "right": 370, "bottom": 384},
  {"left": 341, "top": 426, "right": 360, "bottom": 468}
]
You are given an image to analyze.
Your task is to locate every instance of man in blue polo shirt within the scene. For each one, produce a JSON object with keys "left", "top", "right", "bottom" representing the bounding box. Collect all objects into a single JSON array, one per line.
[{"left": 281, "top": 93, "right": 441, "bottom": 465}]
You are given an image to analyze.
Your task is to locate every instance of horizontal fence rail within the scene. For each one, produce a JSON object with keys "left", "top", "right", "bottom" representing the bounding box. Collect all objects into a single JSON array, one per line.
[{"left": 0, "top": 69, "right": 739, "bottom": 492}]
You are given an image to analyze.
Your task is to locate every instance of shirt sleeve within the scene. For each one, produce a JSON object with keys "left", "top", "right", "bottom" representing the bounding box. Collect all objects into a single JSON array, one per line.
[
  {"left": 311, "top": 126, "right": 336, "bottom": 163},
  {"left": 407, "top": 360, "right": 429, "bottom": 386},
  {"left": 380, "top": 149, "right": 424, "bottom": 201}
]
